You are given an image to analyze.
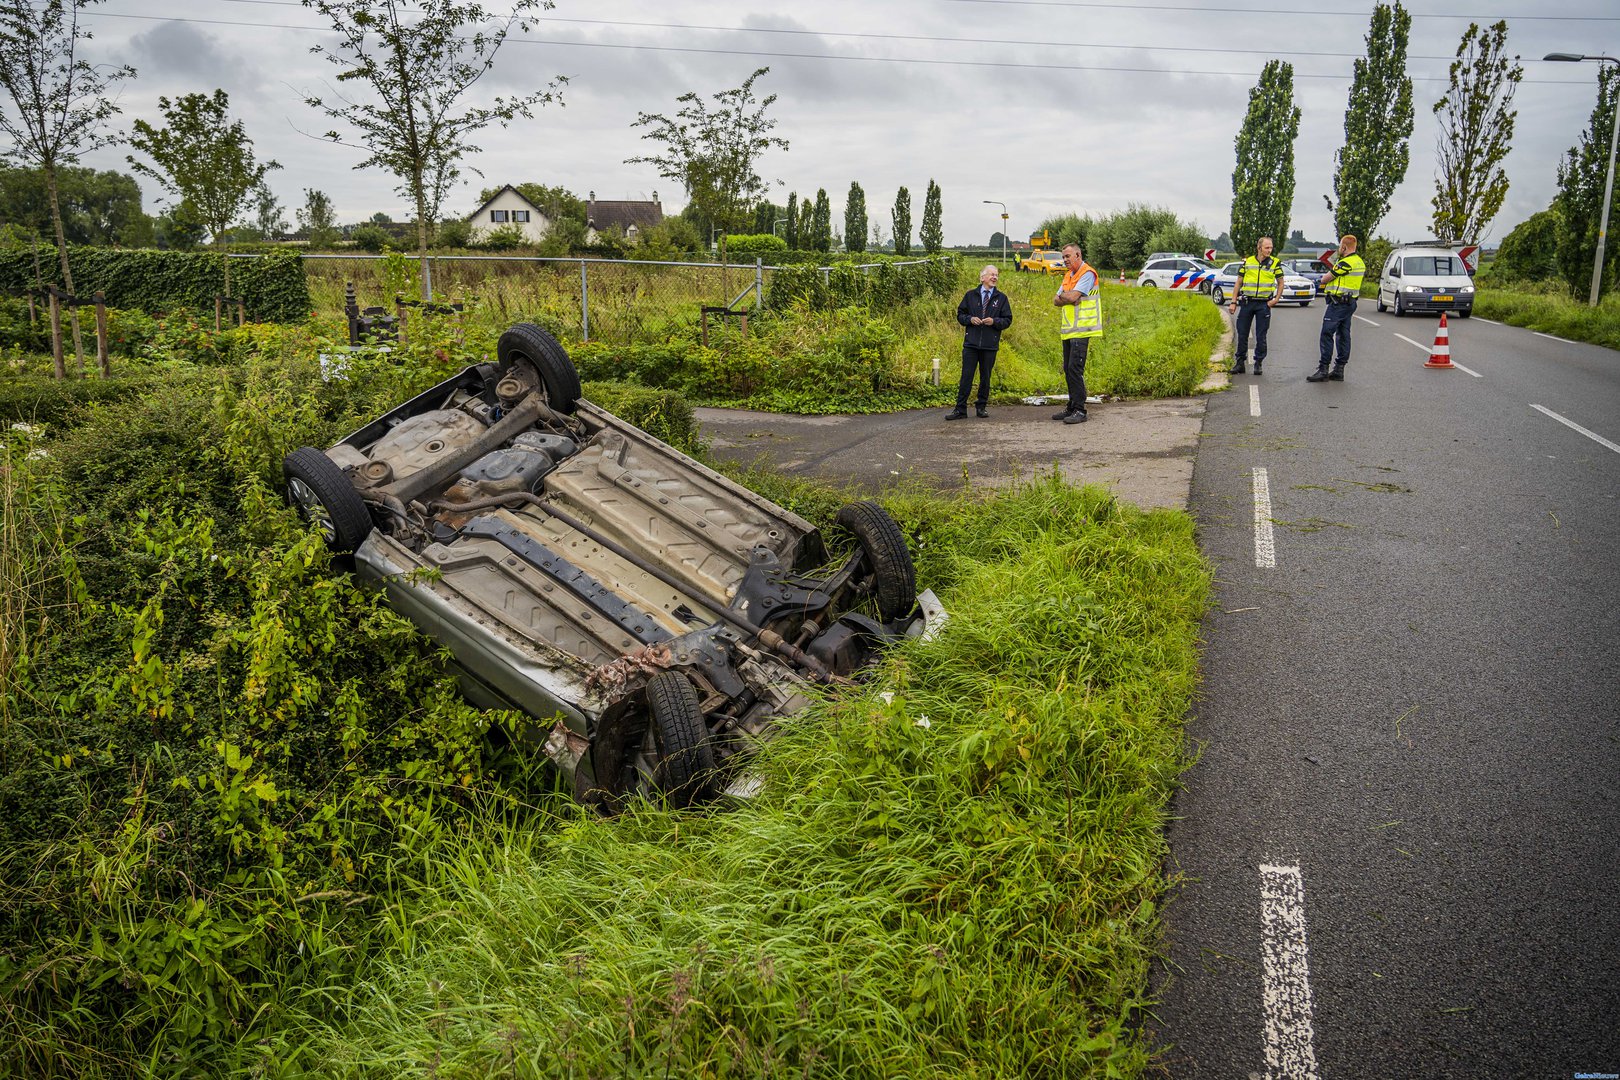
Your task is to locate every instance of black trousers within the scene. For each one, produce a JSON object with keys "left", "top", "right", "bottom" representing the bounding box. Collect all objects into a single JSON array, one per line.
[
  {"left": 1234, "top": 299, "right": 1272, "bottom": 364},
  {"left": 957, "top": 345, "right": 996, "bottom": 409},
  {"left": 1062, "top": 336, "right": 1090, "bottom": 414},
  {"left": 1319, "top": 297, "right": 1356, "bottom": 366}
]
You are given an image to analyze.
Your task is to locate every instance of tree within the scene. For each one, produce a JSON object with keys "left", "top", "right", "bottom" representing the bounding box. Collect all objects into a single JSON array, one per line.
[
  {"left": 127, "top": 90, "right": 279, "bottom": 294},
  {"left": 0, "top": 0, "right": 135, "bottom": 376},
  {"left": 795, "top": 195, "right": 814, "bottom": 252},
  {"left": 752, "top": 199, "right": 776, "bottom": 234},
  {"left": 252, "top": 182, "right": 286, "bottom": 241},
  {"left": 920, "top": 179, "right": 943, "bottom": 254},
  {"left": 785, "top": 191, "right": 799, "bottom": 249},
  {"left": 1490, "top": 206, "right": 1560, "bottom": 283},
  {"left": 809, "top": 188, "right": 831, "bottom": 253},
  {"left": 153, "top": 199, "right": 206, "bottom": 250},
  {"left": 1331, "top": 3, "right": 1413, "bottom": 242},
  {"left": 297, "top": 187, "right": 341, "bottom": 246},
  {"left": 627, "top": 66, "right": 789, "bottom": 269},
  {"left": 0, "top": 165, "right": 145, "bottom": 246},
  {"left": 844, "top": 181, "right": 868, "bottom": 255},
  {"left": 303, "top": 0, "right": 563, "bottom": 299},
  {"left": 892, "top": 186, "right": 911, "bottom": 257},
  {"left": 1555, "top": 63, "right": 1620, "bottom": 298},
  {"left": 1229, "top": 59, "right": 1300, "bottom": 257},
  {"left": 1431, "top": 21, "right": 1522, "bottom": 243}
]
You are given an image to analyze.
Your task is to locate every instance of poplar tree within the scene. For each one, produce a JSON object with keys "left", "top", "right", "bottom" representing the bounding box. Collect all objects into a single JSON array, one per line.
[
  {"left": 795, "top": 195, "right": 814, "bottom": 250},
  {"left": 0, "top": 0, "right": 135, "bottom": 376},
  {"left": 810, "top": 188, "right": 831, "bottom": 253},
  {"left": 892, "top": 186, "right": 912, "bottom": 257},
  {"left": 1331, "top": 2, "right": 1413, "bottom": 242},
  {"left": 784, "top": 192, "right": 799, "bottom": 249},
  {"left": 1431, "top": 21, "right": 1522, "bottom": 243},
  {"left": 920, "top": 179, "right": 943, "bottom": 253},
  {"left": 1229, "top": 60, "right": 1300, "bottom": 257},
  {"left": 844, "top": 181, "right": 867, "bottom": 254},
  {"left": 1555, "top": 64, "right": 1620, "bottom": 298}
]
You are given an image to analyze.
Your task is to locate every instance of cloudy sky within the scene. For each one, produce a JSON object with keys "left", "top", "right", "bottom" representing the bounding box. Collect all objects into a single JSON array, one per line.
[{"left": 54, "top": 0, "right": 1620, "bottom": 247}]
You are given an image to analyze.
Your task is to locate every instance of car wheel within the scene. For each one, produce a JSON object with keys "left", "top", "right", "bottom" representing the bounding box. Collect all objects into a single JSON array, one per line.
[
  {"left": 1377, "top": 295, "right": 1386, "bottom": 312},
  {"left": 1393, "top": 298, "right": 1405, "bottom": 317},
  {"left": 835, "top": 500, "right": 917, "bottom": 622},
  {"left": 1300, "top": 301, "right": 1312, "bottom": 308},
  {"left": 1211, "top": 285, "right": 1225, "bottom": 304},
  {"left": 1457, "top": 308, "right": 1472, "bottom": 319},
  {"left": 1141, "top": 280, "right": 1157, "bottom": 289},
  {"left": 1198, "top": 279, "right": 1213, "bottom": 295},
  {"left": 283, "top": 446, "right": 373, "bottom": 553},
  {"left": 645, "top": 671, "right": 718, "bottom": 808},
  {"left": 496, "top": 323, "right": 582, "bottom": 414}
]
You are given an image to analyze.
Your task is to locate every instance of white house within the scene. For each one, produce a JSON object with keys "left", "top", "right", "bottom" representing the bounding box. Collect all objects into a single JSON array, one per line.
[{"left": 467, "top": 186, "right": 551, "bottom": 244}]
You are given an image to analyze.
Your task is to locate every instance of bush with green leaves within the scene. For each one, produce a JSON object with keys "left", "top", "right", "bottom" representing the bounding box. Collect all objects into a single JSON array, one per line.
[
  {"left": 1486, "top": 208, "right": 1561, "bottom": 284},
  {"left": 476, "top": 223, "right": 533, "bottom": 252},
  {"left": 722, "top": 233, "right": 788, "bottom": 257},
  {"left": 0, "top": 246, "right": 311, "bottom": 322},
  {"left": 347, "top": 224, "right": 393, "bottom": 252}
]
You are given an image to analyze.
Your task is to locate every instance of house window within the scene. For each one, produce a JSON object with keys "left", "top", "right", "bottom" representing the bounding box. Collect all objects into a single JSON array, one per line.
[
  {"left": 490, "top": 210, "right": 508, "bottom": 222},
  {"left": 512, "top": 210, "right": 530, "bottom": 223}
]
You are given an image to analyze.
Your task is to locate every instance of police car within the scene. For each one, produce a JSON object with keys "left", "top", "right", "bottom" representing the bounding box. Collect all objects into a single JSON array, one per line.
[
  {"left": 1208, "top": 261, "right": 1314, "bottom": 306},
  {"left": 1136, "top": 256, "right": 1219, "bottom": 293}
]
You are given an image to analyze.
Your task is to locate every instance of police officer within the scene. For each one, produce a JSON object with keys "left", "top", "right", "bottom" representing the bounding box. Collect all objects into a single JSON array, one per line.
[
  {"left": 1053, "top": 243, "right": 1102, "bottom": 424},
  {"left": 1227, "top": 236, "right": 1282, "bottom": 375},
  {"left": 1309, "top": 234, "right": 1366, "bottom": 382}
]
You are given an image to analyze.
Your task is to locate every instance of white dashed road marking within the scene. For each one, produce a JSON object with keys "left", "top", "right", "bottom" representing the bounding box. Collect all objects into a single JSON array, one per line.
[
  {"left": 1354, "top": 314, "right": 1380, "bottom": 326},
  {"left": 1252, "top": 467, "right": 1275, "bottom": 569},
  {"left": 1259, "top": 864, "right": 1321, "bottom": 1080},
  {"left": 1392, "top": 333, "right": 1483, "bottom": 378},
  {"left": 1530, "top": 404, "right": 1620, "bottom": 455},
  {"left": 1250, "top": 384, "right": 1261, "bottom": 417},
  {"left": 1473, "top": 316, "right": 1500, "bottom": 325},
  {"left": 1534, "top": 331, "right": 1576, "bottom": 344}
]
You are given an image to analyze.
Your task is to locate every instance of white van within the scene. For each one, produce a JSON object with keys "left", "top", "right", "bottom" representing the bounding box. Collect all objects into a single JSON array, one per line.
[{"left": 1376, "top": 245, "right": 1475, "bottom": 318}]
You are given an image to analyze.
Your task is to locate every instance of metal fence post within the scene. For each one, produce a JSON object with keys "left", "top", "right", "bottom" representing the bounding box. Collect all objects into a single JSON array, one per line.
[
  {"left": 580, "top": 259, "right": 590, "bottom": 341},
  {"left": 755, "top": 257, "right": 764, "bottom": 310}
]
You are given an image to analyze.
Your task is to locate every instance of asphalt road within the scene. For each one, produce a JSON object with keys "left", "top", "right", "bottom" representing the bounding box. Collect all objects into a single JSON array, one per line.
[{"left": 1151, "top": 302, "right": 1620, "bottom": 1078}]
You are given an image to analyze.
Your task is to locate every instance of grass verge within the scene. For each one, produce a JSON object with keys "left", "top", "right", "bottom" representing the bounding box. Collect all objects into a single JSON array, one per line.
[
  {"left": 1473, "top": 284, "right": 1620, "bottom": 350},
  {"left": 269, "top": 476, "right": 1212, "bottom": 1078}
]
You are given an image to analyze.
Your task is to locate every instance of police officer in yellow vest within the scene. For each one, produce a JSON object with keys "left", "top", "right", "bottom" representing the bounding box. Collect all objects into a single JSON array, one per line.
[
  {"left": 1227, "top": 236, "right": 1282, "bottom": 375},
  {"left": 1053, "top": 243, "right": 1102, "bottom": 425},
  {"left": 1309, "top": 234, "right": 1366, "bottom": 382}
]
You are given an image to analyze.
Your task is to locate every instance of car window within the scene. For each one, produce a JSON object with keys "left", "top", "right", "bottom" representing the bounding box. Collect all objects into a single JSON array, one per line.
[
  {"left": 1146, "top": 260, "right": 1173, "bottom": 271},
  {"left": 1175, "top": 260, "right": 1197, "bottom": 270},
  {"left": 1222, "top": 263, "right": 1241, "bottom": 275},
  {"left": 1402, "top": 256, "right": 1463, "bottom": 276}
]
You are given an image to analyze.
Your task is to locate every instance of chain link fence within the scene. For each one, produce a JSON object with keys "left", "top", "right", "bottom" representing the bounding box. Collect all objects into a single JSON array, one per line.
[{"left": 299, "top": 253, "right": 954, "bottom": 346}]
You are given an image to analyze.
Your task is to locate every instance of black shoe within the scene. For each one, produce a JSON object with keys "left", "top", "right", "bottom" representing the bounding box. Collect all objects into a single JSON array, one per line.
[
  {"left": 1052, "top": 408, "right": 1074, "bottom": 421},
  {"left": 1253, "top": 364, "right": 1263, "bottom": 376},
  {"left": 976, "top": 407, "right": 989, "bottom": 418},
  {"left": 1328, "top": 366, "right": 1345, "bottom": 381},
  {"left": 945, "top": 408, "right": 967, "bottom": 420},
  {"left": 1306, "top": 367, "right": 1330, "bottom": 382},
  {"left": 1063, "top": 411, "right": 1088, "bottom": 425},
  {"left": 1228, "top": 364, "right": 1246, "bottom": 375}
]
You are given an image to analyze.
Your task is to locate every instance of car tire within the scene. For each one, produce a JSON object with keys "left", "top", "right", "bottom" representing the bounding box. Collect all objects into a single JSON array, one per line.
[
  {"left": 835, "top": 500, "right": 917, "bottom": 623},
  {"left": 283, "top": 447, "right": 373, "bottom": 553},
  {"left": 1141, "top": 280, "right": 1157, "bottom": 289},
  {"left": 1211, "top": 285, "right": 1225, "bottom": 304},
  {"left": 1198, "top": 279, "right": 1212, "bottom": 295},
  {"left": 496, "top": 323, "right": 582, "bottom": 414},
  {"left": 1457, "top": 308, "right": 1472, "bottom": 319},
  {"left": 1393, "top": 298, "right": 1405, "bottom": 317},
  {"left": 1300, "top": 301, "right": 1312, "bottom": 308},
  {"left": 646, "top": 671, "right": 718, "bottom": 808},
  {"left": 1377, "top": 295, "right": 1387, "bottom": 313}
]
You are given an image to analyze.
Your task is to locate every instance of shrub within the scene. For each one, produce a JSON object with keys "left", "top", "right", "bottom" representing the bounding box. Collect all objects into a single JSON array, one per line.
[
  {"left": 434, "top": 218, "right": 474, "bottom": 249},
  {"left": 0, "top": 247, "right": 311, "bottom": 323},
  {"left": 475, "top": 223, "right": 532, "bottom": 252},
  {"left": 348, "top": 224, "right": 393, "bottom": 252},
  {"left": 724, "top": 233, "right": 788, "bottom": 257},
  {"left": 1487, "top": 208, "right": 1561, "bottom": 284}
]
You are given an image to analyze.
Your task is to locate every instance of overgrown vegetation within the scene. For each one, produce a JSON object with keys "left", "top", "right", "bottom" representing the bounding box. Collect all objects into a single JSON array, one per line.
[{"left": 1474, "top": 283, "right": 1620, "bottom": 350}]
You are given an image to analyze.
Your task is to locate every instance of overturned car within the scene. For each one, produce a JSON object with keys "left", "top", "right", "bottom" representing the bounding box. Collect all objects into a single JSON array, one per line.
[{"left": 283, "top": 324, "right": 932, "bottom": 810}]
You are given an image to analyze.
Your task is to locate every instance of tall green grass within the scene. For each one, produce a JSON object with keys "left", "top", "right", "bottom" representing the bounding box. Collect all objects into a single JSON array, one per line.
[
  {"left": 268, "top": 478, "right": 1211, "bottom": 1078},
  {"left": 1474, "top": 284, "right": 1620, "bottom": 350}
]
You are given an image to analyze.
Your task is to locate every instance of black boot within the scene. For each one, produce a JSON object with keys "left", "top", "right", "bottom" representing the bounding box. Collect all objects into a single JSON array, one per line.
[
  {"left": 945, "top": 407, "right": 967, "bottom": 420},
  {"left": 1253, "top": 362, "right": 1263, "bottom": 375},
  {"left": 1228, "top": 362, "right": 1246, "bottom": 375},
  {"left": 1328, "top": 365, "right": 1345, "bottom": 381},
  {"left": 1306, "top": 365, "right": 1330, "bottom": 382}
]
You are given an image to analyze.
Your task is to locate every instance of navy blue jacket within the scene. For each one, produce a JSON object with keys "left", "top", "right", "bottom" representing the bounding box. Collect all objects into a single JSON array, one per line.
[{"left": 957, "top": 286, "right": 1013, "bottom": 350}]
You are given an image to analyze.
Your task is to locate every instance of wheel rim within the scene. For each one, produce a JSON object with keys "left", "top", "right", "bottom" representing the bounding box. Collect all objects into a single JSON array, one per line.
[{"left": 287, "top": 477, "right": 337, "bottom": 544}]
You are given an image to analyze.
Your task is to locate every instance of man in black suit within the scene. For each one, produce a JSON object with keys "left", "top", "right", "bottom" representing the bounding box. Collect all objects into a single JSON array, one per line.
[{"left": 947, "top": 265, "right": 1013, "bottom": 419}]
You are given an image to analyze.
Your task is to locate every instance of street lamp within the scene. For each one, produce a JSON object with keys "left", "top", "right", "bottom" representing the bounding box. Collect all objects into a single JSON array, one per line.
[
  {"left": 1546, "top": 53, "right": 1619, "bottom": 307},
  {"left": 983, "top": 200, "right": 1009, "bottom": 267},
  {"left": 772, "top": 217, "right": 787, "bottom": 237}
]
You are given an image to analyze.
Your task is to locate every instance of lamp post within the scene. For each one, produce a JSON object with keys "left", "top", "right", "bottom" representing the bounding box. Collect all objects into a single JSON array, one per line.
[
  {"left": 772, "top": 217, "right": 787, "bottom": 237},
  {"left": 1546, "top": 53, "right": 1620, "bottom": 307},
  {"left": 983, "top": 200, "right": 1008, "bottom": 267}
]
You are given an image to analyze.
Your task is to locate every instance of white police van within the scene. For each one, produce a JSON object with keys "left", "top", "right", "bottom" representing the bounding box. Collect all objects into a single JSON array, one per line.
[{"left": 1376, "top": 244, "right": 1476, "bottom": 318}]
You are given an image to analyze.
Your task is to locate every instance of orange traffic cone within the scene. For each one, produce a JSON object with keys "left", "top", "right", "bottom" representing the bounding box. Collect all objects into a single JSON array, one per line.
[
  {"left": 1425, "top": 313, "right": 1454, "bottom": 368},
  {"left": 1117, "top": 269, "right": 1125, "bottom": 284}
]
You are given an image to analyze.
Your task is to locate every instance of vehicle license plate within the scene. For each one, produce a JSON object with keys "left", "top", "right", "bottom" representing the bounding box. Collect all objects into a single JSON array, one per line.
[{"left": 1435, "top": 295, "right": 1454, "bottom": 302}]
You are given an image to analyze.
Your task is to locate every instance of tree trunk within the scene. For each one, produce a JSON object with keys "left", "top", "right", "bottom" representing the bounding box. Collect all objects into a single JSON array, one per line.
[
  {"left": 43, "top": 163, "right": 85, "bottom": 377},
  {"left": 415, "top": 181, "right": 431, "bottom": 302}
]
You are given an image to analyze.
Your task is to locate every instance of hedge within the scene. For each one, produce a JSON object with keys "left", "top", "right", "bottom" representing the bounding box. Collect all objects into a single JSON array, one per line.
[{"left": 0, "top": 247, "right": 311, "bottom": 323}]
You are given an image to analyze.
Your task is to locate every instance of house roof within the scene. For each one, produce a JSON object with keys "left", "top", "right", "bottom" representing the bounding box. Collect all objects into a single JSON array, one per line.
[
  {"left": 466, "top": 185, "right": 544, "bottom": 222},
  {"left": 588, "top": 198, "right": 663, "bottom": 234}
]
